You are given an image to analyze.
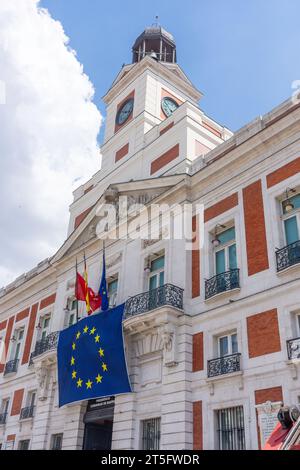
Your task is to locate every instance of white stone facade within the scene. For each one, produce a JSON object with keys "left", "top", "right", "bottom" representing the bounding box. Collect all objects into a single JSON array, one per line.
[{"left": 0, "top": 29, "right": 300, "bottom": 450}]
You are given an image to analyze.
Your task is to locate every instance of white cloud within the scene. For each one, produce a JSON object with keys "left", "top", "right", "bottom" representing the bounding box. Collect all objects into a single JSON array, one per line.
[{"left": 0, "top": 1, "right": 102, "bottom": 287}]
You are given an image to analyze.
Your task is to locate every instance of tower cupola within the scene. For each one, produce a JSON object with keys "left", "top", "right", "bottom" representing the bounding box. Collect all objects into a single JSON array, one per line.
[{"left": 132, "top": 22, "right": 177, "bottom": 64}]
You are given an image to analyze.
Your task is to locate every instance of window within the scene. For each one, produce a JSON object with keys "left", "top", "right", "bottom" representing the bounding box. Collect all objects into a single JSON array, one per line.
[
  {"left": 64, "top": 298, "right": 77, "bottom": 328},
  {"left": 27, "top": 390, "right": 36, "bottom": 409},
  {"left": 108, "top": 278, "right": 118, "bottom": 308},
  {"left": 149, "top": 256, "right": 165, "bottom": 291},
  {"left": 10, "top": 328, "right": 24, "bottom": 361},
  {"left": 218, "top": 333, "right": 238, "bottom": 357},
  {"left": 40, "top": 315, "right": 51, "bottom": 341},
  {"left": 18, "top": 439, "right": 30, "bottom": 450},
  {"left": 297, "top": 314, "right": 300, "bottom": 336},
  {"left": 0, "top": 399, "right": 9, "bottom": 424},
  {"left": 282, "top": 193, "right": 300, "bottom": 245},
  {"left": 141, "top": 418, "right": 161, "bottom": 450},
  {"left": 50, "top": 433, "right": 63, "bottom": 450},
  {"left": 214, "top": 227, "right": 237, "bottom": 275},
  {"left": 216, "top": 406, "right": 245, "bottom": 450}
]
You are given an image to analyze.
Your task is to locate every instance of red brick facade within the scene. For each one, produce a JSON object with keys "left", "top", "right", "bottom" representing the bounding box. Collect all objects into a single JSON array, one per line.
[
  {"left": 159, "top": 122, "right": 174, "bottom": 136},
  {"left": 192, "top": 215, "right": 200, "bottom": 298},
  {"left": 243, "top": 180, "right": 269, "bottom": 276},
  {"left": 74, "top": 207, "right": 92, "bottom": 230},
  {"left": 16, "top": 308, "right": 30, "bottom": 323},
  {"left": 193, "top": 401, "right": 203, "bottom": 450},
  {"left": 204, "top": 193, "right": 238, "bottom": 222},
  {"left": 192, "top": 332, "right": 204, "bottom": 372},
  {"left": 21, "top": 303, "right": 38, "bottom": 365},
  {"left": 40, "top": 293, "right": 56, "bottom": 310},
  {"left": 266, "top": 156, "right": 300, "bottom": 188},
  {"left": 11, "top": 389, "right": 24, "bottom": 416},
  {"left": 0, "top": 316, "right": 15, "bottom": 373},
  {"left": 115, "top": 143, "right": 129, "bottom": 162},
  {"left": 150, "top": 144, "right": 180, "bottom": 175},
  {"left": 247, "top": 309, "right": 281, "bottom": 358}
]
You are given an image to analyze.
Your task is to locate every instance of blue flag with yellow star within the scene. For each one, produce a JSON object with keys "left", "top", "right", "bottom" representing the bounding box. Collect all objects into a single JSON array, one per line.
[{"left": 57, "top": 303, "right": 131, "bottom": 407}]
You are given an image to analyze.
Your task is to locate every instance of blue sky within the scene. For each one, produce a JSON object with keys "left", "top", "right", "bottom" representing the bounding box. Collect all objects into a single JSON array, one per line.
[{"left": 40, "top": 0, "right": 300, "bottom": 137}]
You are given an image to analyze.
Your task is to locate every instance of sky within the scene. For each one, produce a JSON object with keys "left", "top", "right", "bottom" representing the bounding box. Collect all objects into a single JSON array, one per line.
[{"left": 1, "top": 0, "right": 300, "bottom": 288}]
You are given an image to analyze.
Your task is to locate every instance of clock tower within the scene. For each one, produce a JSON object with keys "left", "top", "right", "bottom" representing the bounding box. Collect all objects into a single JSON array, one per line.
[{"left": 99, "top": 24, "right": 232, "bottom": 180}]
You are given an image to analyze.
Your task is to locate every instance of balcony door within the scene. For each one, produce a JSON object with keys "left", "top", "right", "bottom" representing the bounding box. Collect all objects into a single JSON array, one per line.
[
  {"left": 218, "top": 333, "right": 238, "bottom": 358},
  {"left": 10, "top": 328, "right": 24, "bottom": 362},
  {"left": 282, "top": 193, "right": 300, "bottom": 245},
  {"left": 40, "top": 315, "right": 51, "bottom": 341},
  {"left": 214, "top": 227, "right": 237, "bottom": 275},
  {"left": 148, "top": 256, "right": 165, "bottom": 310}
]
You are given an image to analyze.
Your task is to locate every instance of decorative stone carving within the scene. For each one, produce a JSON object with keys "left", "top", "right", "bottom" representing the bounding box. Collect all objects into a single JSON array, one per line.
[
  {"left": 159, "top": 324, "right": 178, "bottom": 367},
  {"left": 35, "top": 365, "right": 50, "bottom": 401}
]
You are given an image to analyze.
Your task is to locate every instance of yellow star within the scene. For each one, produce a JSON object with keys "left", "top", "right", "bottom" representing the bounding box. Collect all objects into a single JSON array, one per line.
[
  {"left": 83, "top": 325, "right": 89, "bottom": 333},
  {"left": 72, "top": 342, "right": 76, "bottom": 350},
  {"left": 96, "top": 374, "right": 103, "bottom": 384},
  {"left": 70, "top": 356, "right": 75, "bottom": 366},
  {"left": 98, "top": 348, "right": 104, "bottom": 357},
  {"left": 86, "top": 379, "right": 93, "bottom": 389},
  {"left": 76, "top": 331, "right": 81, "bottom": 340},
  {"left": 90, "top": 327, "right": 96, "bottom": 335},
  {"left": 72, "top": 370, "right": 77, "bottom": 379},
  {"left": 95, "top": 334, "right": 100, "bottom": 343},
  {"left": 77, "top": 378, "right": 83, "bottom": 388},
  {"left": 102, "top": 362, "right": 108, "bottom": 372}
]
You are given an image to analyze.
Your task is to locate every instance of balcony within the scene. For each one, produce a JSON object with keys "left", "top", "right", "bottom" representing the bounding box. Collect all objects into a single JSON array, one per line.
[
  {"left": 124, "top": 283, "right": 184, "bottom": 318},
  {"left": 208, "top": 353, "right": 241, "bottom": 378},
  {"left": 0, "top": 412, "right": 7, "bottom": 425},
  {"left": 30, "top": 331, "right": 59, "bottom": 363},
  {"left": 205, "top": 268, "right": 240, "bottom": 300},
  {"left": 4, "top": 358, "right": 19, "bottom": 375},
  {"left": 287, "top": 337, "right": 300, "bottom": 360},
  {"left": 276, "top": 241, "right": 300, "bottom": 272},
  {"left": 20, "top": 405, "right": 35, "bottom": 420}
]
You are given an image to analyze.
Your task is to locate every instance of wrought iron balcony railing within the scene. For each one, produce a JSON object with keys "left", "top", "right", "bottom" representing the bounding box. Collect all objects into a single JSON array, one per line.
[
  {"left": 30, "top": 331, "right": 59, "bottom": 363},
  {"left": 20, "top": 405, "right": 35, "bottom": 420},
  {"left": 4, "top": 358, "right": 19, "bottom": 375},
  {"left": 0, "top": 412, "right": 7, "bottom": 425},
  {"left": 276, "top": 240, "right": 300, "bottom": 272},
  {"left": 208, "top": 353, "right": 241, "bottom": 378},
  {"left": 287, "top": 337, "right": 300, "bottom": 361},
  {"left": 125, "top": 283, "right": 184, "bottom": 318},
  {"left": 205, "top": 268, "right": 240, "bottom": 300}
]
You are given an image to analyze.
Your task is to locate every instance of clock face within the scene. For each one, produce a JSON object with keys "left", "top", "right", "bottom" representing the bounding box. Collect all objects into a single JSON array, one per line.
[
  {"left": 116, "top": 98, "right": 134, "bottom": 126},
  {"left": 161, "top": 97, "right": 179, "bottom": 117}
]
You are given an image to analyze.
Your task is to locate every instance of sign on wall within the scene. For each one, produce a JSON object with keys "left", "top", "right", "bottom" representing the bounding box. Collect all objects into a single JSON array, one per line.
[{"left": 255, "top": 401, "right": 282, "bottom": 448}]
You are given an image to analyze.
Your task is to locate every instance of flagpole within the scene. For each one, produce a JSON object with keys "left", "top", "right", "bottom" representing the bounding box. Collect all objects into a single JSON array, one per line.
[{"left": 75, "top": 257, "right": 79, "bottom": 323}]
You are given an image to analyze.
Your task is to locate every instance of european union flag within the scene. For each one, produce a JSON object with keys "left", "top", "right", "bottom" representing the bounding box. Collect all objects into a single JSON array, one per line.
[{"left": 57, "top": 303, "right": 131, "bottom": 407}]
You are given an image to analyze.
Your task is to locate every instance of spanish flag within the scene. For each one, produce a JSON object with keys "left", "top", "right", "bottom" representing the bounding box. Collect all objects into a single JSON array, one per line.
[{"left": 83, "top": 254, "right": 91, "bottom": 314}]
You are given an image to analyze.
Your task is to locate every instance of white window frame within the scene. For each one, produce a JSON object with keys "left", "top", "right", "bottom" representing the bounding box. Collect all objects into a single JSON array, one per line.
[
  {"left": 39, "top": 313, "right": 51, "bottom": 341},
  {"left": 296, "top": 313, "right": 300, "bottom": 337},
  {"left": 213, "top": 226, "right": 236, "bottom": 276},
  {"left": 1, "top": 398, "right": 10, "bottom": 415},
  {"left": 25, "top": 389, "right": 36, "bottom": 408},
  {"left": 217, "top": 332, "right": 238, "bottom": 357},
  {"left": 9, "top": 327, "right": 24, "bottom": 361},
  {"left": 148, "top": 255, "right": 165, "bottom": 291},
  {"left": 108, "top": 277, "right": 118, "bottom": 308},
  {"left": 281, "top": 194, "right": 300, "bottom": 245}
]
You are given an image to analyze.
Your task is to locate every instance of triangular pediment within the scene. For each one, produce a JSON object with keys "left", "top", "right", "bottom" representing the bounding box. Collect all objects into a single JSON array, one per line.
[{"left": 52, "top": 174, "right": 186, "bottom": 264}]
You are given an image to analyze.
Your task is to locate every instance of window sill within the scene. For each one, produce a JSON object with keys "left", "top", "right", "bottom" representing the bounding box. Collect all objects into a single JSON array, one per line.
[
  {"left": 204, "top": 287, "right": 240, "bottom": 303},
  {"left": 206, "top": 369, "right": 243, "bottom": 383},
  {"left": 276, "top": 261, "right": 300, "bottom": 276}
]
